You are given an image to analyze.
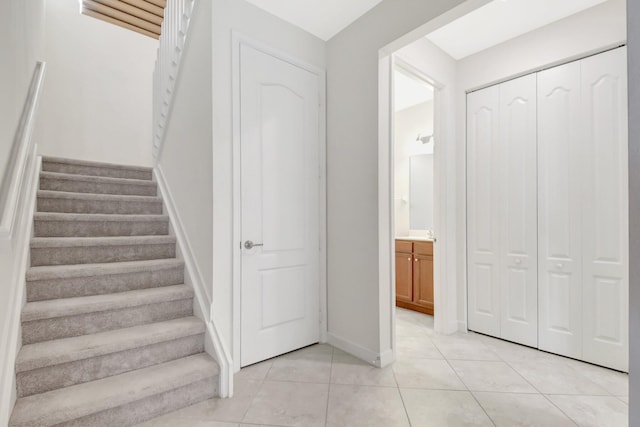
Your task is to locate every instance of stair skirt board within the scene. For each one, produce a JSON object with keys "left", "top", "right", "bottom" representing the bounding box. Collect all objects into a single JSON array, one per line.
[{"left": 8, "top": 157, "right": 219, "bottom": 427}]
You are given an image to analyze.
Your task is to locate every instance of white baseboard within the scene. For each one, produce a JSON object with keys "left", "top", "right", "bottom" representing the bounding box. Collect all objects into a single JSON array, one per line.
[
  {"left": 456, "top": 320, "right": 467, "bottom": 333},
  {"left": 0, "top": 152, "right": 40, "bottom": 426},
  {"left": 327, "top": 332, "right": 387, "bottom": 368},
  {"left": 154, "top": 165, "right": 233, "bottom": 398}
]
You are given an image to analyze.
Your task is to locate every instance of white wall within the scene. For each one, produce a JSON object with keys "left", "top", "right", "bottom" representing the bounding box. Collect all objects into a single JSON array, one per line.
[
  {"left": 35, "top": 0, "right": 157, "bottom": 166},
  {"left": 394, "top": 100, "right": 434, "bottom": 236},
  {"left": 627, "top": 0, "right": 639, "bottom": 423},
  {"left": 157, "top": 0, "right": 213, "bottom": 304},
  {"left": 211, "top": 0, "right": 326, "bottom": 366},
  {"left": 453, "top": 0, "right": 626, "bottom": 325},
  {"left": 326, "top": 0, "right": 465, "bottom": 359},
  {"left": 0, "top": 0, "right": 45, "bottom": 185}
]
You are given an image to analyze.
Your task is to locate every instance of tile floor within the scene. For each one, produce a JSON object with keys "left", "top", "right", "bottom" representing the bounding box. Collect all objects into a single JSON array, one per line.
[{"left": 140, "top": 308, "right": 629, "bottom": 426}]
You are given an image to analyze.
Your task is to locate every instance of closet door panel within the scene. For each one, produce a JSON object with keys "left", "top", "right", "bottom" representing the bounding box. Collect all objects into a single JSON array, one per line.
[
  {"left": 499, "top": 74, "right": 538, "bottom": 347},
  {"left": 581, "top": 47, "right": 628, "bottom": 371},
  {"left": 537, "top": 62, "right": 583, "bottom": 359},
  {"left": 467, "top": 86, "right": 501, "bottom": 337}
]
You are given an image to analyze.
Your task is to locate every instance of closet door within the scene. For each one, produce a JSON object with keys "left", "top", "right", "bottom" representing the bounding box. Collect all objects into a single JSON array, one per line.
[
  {"left": 580, "top": 48, "right": 628, "bottom": 371},
  {"left": 537, "top": 61, "right": 583, "bottom": 359},
  {"left": 467, "top": 86, "right": 501, "bottom": 337},
  {"left": 498, "top": 75, "right": 538, "bottom": 347}
]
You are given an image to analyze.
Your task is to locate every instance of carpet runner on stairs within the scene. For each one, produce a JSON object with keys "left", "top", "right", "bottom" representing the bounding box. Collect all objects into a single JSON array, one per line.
[{"left": 9, "top": 157, "right": 218, "bottom": 427}]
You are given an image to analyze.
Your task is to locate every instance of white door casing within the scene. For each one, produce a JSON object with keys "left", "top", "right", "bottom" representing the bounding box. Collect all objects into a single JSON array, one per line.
[
  {"left": 580, "top": 48, "right": 629, "bottom": 371},
  {"left": 239, "top": 43, "right": 321, "bottom": 367},
  {"left": 537, "top": 61, "right": 583, "bottom": 360},
  {"left": 498, "top": 74, "right": 538, "bottom": 347},
  {"left": 467, "top": 85, "right": 501, "bottom": 338}
]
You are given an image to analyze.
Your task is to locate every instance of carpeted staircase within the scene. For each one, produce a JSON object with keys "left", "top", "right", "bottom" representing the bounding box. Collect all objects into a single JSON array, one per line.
[{"left": 9, "top": 157, "right": 218, "bottom": 427}]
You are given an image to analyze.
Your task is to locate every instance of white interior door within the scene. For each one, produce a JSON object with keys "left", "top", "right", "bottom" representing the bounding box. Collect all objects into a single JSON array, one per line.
[
  {"left": 580, "top": 47, "right": 628, "bottom": 371},
  {"left": 240, "top": 44, "right": 320, "bottom": 367},
  {"left": 467, "top": 85, "right": 501, "bottom": 338},
  {"left": 498, "top": 74, "right": 538, "bottom": 347},
  {"left": 537, "top": 61, "right": 583, "bottom": 359}
]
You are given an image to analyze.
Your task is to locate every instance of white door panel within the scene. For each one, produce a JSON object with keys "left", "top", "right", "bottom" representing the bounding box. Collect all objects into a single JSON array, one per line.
[
  {"left": 240, "top": 44, "right": 320, "bottom": 367},
  {"left": 467, "top": 86, "right": 501, "bottom": 337},
  {"left": 537, "top": 61, "right": 583, "bottom": 359},
  {"left": 580, "top": 47, "right": 628, "bottom": 371},
  {"left": 499, "top": 74, "right": 538, "bottom": 347}
]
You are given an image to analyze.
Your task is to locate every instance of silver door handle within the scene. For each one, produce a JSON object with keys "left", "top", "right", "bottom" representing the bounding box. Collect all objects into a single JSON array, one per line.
[{"left": 244, "top": 240, "right": 264, "bottom": 250}]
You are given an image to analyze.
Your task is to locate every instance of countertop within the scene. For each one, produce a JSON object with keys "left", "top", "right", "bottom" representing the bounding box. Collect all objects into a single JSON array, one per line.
[{"left": 395, "top": 236, "right": 434, "bottom": 242}]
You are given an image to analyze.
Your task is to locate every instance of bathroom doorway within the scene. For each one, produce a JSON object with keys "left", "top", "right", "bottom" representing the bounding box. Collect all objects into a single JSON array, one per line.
[{"left": 392, "top": 63, "right": 436, "bottom": 320}]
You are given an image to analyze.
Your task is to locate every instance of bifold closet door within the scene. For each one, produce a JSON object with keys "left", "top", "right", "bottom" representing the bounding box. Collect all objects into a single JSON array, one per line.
[
  {"left": 580, "top": 48, "right": 628, "bottom": 371},
  {"left": 537, "top": 61, "right": 583, "bottom": 360},
  {"left": 498, "top": 75, "right": 538, "bottom": 348},
  {"left": 467, "top": 74, "right": 538, "bottom": 346},
  {"left": 467, "top": 85, "right": 501, "bottom": 338}
]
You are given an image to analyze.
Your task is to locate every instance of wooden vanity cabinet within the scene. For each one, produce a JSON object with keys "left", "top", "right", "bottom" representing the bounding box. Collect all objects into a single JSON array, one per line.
[{"left": 395, "top": 240, "right": 434, "bottom": 315}]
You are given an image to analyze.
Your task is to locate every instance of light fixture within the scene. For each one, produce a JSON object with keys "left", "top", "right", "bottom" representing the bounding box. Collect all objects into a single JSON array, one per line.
[{"left": 416, "top": 133, "right": 434, "bottom": 145}]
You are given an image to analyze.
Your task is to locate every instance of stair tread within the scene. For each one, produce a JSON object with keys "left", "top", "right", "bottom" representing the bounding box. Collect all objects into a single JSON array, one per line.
[
  {"left": 40, "top": 171, "right": 156, "bottom": 187},
  {"left": 22, "top": 285, "right": 193, "bottom": 322},
  {"left": 30, "top": 235, "right": 176, "bottom": 248},
  {"left": 37, "top": 189, "right": 162, "bottom": 202},
  {"left": 34, "top": 212, "right": 169, "bottom": 222},
  {"left": 16, "top": 317, "right": 204, "bottom": 373},
  {"left": 9, "top": 353, "right": 218, "bottom": 427},
  {"left": 42, "top": 156, "right": 153, "bottom": 173},
  {"left": 27, "top": 259, "right": 184, "bottom": 281}
]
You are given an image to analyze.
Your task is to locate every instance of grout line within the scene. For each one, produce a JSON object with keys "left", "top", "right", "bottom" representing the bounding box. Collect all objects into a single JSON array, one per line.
[
  {"left": 323, "top": 346, "right": 335, "bottom": 427},
  {"left": 391, "top": 355, "right": 413, "bottom": 427}
]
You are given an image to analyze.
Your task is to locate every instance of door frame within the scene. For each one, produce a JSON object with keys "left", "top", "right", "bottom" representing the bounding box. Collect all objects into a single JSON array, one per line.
[{"left": 231, "top": 32, "right": 327, "bottom": 373}]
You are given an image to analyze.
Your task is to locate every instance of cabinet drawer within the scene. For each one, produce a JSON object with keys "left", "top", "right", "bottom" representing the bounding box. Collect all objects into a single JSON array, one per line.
[
  {"left": 395, "top": 240, "right": 413, "bottom": 253},
  {"left": 414, "top": 241, "right": 433, "bottom": 255}
]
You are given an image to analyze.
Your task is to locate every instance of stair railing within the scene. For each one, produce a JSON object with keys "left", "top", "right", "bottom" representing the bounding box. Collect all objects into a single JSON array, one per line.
[
  {"left": 151, "top": 0, "right": 197, "bottom": 159},
  {"left": 0, "top": 61, "right": 46, "bottom": 238}
]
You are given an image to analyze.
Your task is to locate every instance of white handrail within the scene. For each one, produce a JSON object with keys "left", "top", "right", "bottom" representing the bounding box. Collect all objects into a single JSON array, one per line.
[
  {"left": 0, "top": 61, "right": 46, "bottom": 238},
  {"left": 151, "top": 0, "right": 197, "bottom": 159}
]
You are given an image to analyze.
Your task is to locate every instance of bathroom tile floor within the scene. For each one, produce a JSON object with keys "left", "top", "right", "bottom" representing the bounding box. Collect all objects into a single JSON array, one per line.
[{"left": 140, "top": 308, "right": 628, "bottom": 427}]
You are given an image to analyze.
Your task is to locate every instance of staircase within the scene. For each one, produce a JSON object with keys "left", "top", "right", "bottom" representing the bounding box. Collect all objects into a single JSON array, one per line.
[{"left": 9, "top": 157, "right": 218, "bottom": 427}]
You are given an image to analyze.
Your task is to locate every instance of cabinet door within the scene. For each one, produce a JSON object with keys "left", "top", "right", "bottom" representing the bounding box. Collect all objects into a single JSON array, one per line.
[
  {"left": 414, "top": 253, "right": 434, "bottom": 313},
  {"left": 467, "top": 85, "right": 501, "bottom": 338},
  {"left": 499, "top": 74, "right": 538, "bottom": 347},
  {"left": 537, "top": 61, "right": 583, "bottom": 359},
  {"left": 580, "top": 47, "right": 628, "bottom": 371},
  {"left": 395, "top": 251, "right": 413, "bottom": 303}
]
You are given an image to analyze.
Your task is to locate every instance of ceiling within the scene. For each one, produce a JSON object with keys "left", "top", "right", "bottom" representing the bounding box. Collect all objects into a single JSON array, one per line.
[
  {"left": 394, "top": 70, "right": 433, "bottom": 113},
  {"left": 243, "top": 0, "right": 384, "bottom": 41},
  {"left": 426, "top": 0, "right": 608, "bottom": 60}
]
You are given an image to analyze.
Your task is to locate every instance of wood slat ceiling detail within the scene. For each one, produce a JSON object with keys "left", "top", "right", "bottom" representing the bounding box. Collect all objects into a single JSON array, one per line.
[{"left": 81, "top": 0, "right": 166, "bottom": 39}]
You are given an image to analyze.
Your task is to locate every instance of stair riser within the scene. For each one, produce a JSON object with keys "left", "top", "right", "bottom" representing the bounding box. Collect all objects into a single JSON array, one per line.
[
  {"left": 27, "top": 266, "right": 184, "bottom": 302},
  {"left": 22, "top": 299, "right": 193, "bottom": 344},
  {"left": 37, "top": 197, "right": 163, "bottom": 215},
  {"left": 34, "top": 220, "right": 169, "bottom": 238},
  {"left": 42, "top": 162, "right": 152, "bottom": 181},
  {"left": 17, "top": 334, "right": 205, "bottom": 397},
  {"left": 56, "top": 377, "right": 217, "bottom": 427},
  {"left": 31, "top": 243, "right": 176, "bottom": 267},
  {"left": 40, "top": 177, "right": 157, "bottom": 197}
]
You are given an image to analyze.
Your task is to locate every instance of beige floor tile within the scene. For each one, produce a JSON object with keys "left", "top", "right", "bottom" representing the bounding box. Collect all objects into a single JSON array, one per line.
[
  {"left": 396, "top": 335, "right": 443, "bottom": 359},
  {"left": 563, "top": 359, "right": 629, "bottom": 396},
  {"left": 401, "top": 389, "right": 494, "bottom": 426},
  {"left": 508, "top": 360, "right": 609, "bottom": 395},
  {"left": 392, "top": 358, "right": 466, "bottom": 390},
  {"left": 236, "top": 360, "right": 273, "bottom": 381},
  {"left": 474, "top": 392, "right": 576, "bottom": 427},
  {"left": 330, "top": 353, "right": 397, "bottom": 387},
  {"left": 431, "top": 334, "right": 501, "bottom": 361},
  {"left": 266, "top": 357, "right": 332, "bottom": 383},
  {"left": 450, "top": 360, "right": 537, "bottom": 393},
  {"left": 618, "top": 395, "right": 629, "bottom": 404},
  {"left": 325, "top": 384, "right": 410, "bottom": 427},
  {"left": 396, "top": 319, "right": 435, "bottom": 337},
  {"left": 475, "top": 334, "right": 565, "bottom": 364},
  {"left": 242, "top": 381, "right": 328, "bottom": 427},
  {"left": 547, "top": 395, "right": 628, "bottom": 427}
]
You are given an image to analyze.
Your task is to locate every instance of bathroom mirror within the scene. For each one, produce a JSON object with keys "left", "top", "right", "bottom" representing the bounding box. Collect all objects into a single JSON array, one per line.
[{"left": 409, "top": 154, "right": 434, "bottom": 231}]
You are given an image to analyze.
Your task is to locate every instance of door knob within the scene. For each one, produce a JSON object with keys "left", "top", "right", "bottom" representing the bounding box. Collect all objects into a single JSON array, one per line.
[
  {"left": 244, "top": 240, "right": 264, "bottom": 250},
  {"left": 556, "top": 263, "right": 563, "bottom": 269},
  {"left": 515, "top": 259, "right": 522, "bottom": 265}
]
